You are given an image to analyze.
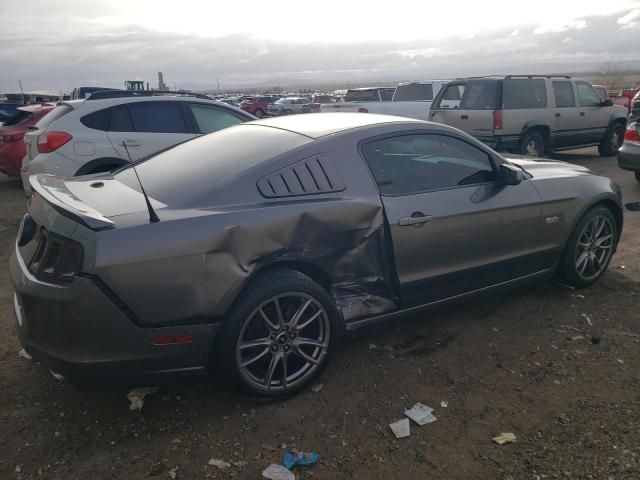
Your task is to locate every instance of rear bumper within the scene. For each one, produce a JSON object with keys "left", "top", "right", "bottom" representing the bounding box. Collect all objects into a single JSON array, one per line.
[
  {"left": 10, "top": 247, "right": 221, "bottom": 387},
  {"left": 617, "top": 142, "right": 640, "bottom": 172},
  {"left": 474, "top": 134, "right": 520, "bottom": 151}
]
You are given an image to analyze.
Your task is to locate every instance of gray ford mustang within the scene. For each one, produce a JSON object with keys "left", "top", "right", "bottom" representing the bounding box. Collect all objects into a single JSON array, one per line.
[{"left": 10, "top": 113, "right": 623, "bottom": 397}]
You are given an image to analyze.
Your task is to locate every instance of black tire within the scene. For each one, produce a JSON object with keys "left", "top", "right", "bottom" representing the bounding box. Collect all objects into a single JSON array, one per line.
[
  {"left": 598, "top": 122, "right": 625, "bottom": 156},
  {"left": 216, "top": 269, "right": 339, "bottom": 398},
  {"left": 254, "top": 108, "right": 264, "bottom": 118},
  {"left": 559, "top": 206, "right": 618, "bottom": 288},
  {"left": 518, "top": 131, "right": 545, "bottom": 157},
  {"left": 635, "top": 172, "right": 640, "bottom": 183}
]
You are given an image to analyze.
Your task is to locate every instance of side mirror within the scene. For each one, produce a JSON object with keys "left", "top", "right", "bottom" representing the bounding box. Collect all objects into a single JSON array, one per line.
[
  {"left": 500, "top": 163, "right": 526, "bottom": 186},
  {"left": 601, "top": 99, "right": 613, "bottom": 107}
]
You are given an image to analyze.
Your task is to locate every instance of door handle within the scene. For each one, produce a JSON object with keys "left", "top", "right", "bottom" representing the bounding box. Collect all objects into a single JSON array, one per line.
[
  {"left": 461, "top": 114, "right": 469, "bottom": 119},
  {"left": 579, "top": 112, "right": 585, "bottom": 116},
  {"left": 124, "top": 140, "right": 141, "bottom": 147},
  {"left": 399, "top": 214, "right": 433, "bottom": 226},
  {"left": 555, "top": 113, "right": 561, "bottom": 117}
]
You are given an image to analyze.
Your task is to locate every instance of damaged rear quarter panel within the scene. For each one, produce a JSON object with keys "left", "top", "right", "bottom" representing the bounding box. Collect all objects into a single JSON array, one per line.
[{"left": 95, "top": 127, "right": 405, "bottom": 326}]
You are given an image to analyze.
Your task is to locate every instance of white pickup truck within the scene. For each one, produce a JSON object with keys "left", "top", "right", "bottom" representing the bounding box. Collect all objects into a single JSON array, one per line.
[{"left": 319, "top": 81, "right": 449, "bottom": 120}]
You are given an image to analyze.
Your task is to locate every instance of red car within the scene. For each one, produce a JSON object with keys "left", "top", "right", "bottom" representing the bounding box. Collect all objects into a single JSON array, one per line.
[
  {"left": 0, "top": 103, "right": 55, "bottom": 177},
  {"left": 240, "top": 96, "right": 274, "bottom": 118}
]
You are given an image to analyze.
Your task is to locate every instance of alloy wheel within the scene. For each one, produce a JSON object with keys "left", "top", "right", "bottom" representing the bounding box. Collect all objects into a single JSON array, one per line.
[
  {"left": 526, "top": 140, "right": 540, "bottom": 157},
  {"left": 574, "top": 215, "right": 614, "bottom": 281},
  {"left": 236, "top": 292, "right": 330, "bottom": 392}
]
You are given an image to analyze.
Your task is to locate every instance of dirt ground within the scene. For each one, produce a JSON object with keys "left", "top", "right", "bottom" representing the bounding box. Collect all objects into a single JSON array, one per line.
[{"left": 1, "top": 148, "right": 639, "bottom": 480}]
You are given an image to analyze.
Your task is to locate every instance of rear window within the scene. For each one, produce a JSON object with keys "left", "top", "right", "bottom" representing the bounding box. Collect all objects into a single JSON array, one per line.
[
  {"left": 345, "top": 90, "right": 380, "bottom": 102},
  {"left": 502, "top": 79, "right": 547, "bottom": 109},
  {"left": 2, "top": 110, "right": 31, "bottom": 127},
  {"left": 459, "top": 81, "right": 499, "bottom": 110},
  {"left": 35, "top": 104, "right": 73, "bottom": 129},
  {"left": 115, "top": 124, "right": 311, "bottom": 205},
  {"left": 393, "top": 83, "right": 433, "bottom": 101}
]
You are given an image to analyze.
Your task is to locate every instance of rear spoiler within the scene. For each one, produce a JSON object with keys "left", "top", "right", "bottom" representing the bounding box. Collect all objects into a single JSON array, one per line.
[{"left": 29, "top": 174, "right": 115, "bottom": 230}]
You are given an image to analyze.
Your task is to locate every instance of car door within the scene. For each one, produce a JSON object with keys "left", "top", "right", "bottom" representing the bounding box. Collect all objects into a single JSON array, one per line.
[
  {"left": 360, "top": 132, "right": 545, "bottom": 306},
  {"left": 575, "top": 81, "right": 610, "bottom": 144},
  {"left": 429, "top": 82, "right": 465, "bottom": 128},
  {"left": 107, "top": 101, "right": 196, "bottom": 161},
  {"left": 551, "top": 80, "right": 581, "bottom": 148}
]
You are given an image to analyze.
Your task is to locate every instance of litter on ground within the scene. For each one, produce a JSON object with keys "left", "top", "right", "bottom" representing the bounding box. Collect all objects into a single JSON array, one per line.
[
  {"left": 492, "top": 432, "right": 517, "bottom": 445},
  {"left": 283, "top": 451, "right": 319, "bottom": 469},
  {"left": 389, "top": 418, "right": 411, "bottom": 438},
  {"left": 262, "top": 464, "right": 295, "bottom": 480},
  {"left": 208, "top": 458, "right": 231, "bottom": 469},
  {"left": 404, "top": 403, "right": 437, "bottom": 426},
  {"left": 126, "top": 387, "right": 159, "bottom": 411},
  {"left": 18, "top": 349, "right": 32, "bottom": 360}
]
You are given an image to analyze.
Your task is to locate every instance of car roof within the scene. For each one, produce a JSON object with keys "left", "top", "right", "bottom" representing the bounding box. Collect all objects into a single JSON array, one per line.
[{"left": 249, "top": 112, "right": 423, "bottom": 139}]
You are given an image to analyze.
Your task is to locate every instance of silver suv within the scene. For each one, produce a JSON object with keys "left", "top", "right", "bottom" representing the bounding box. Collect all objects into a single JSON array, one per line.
[
  {"left": 22, "top": 92, "right": 255, "bottom": 194},
  {"left": 430, "top": 75, "right": 628, "bottom": 157}
]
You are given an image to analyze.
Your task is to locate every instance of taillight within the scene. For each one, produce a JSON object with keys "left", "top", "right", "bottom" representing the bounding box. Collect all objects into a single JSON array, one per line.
[
  {"left": 0, "top": 133, "right": 24, "bottom": 142},
  {"left": 358, "top": 107, "right": 369, "bottom": 113},
  {"left": 624, "top": 125, "right": 639, "bottom": 143},
  {"left": 37, "top": 131, "right": 72, "bottom": 153},
  {"left": 493, "top": 110, "right": 503, "bottom": 131},
  {"left": 29, "top": 230, "right": 84, "bottom": 283}
]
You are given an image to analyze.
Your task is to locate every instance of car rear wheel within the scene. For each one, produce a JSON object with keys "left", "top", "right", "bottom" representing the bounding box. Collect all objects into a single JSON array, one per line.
[
  {"left": 598, "top": 122, "right": 625, "bottom": 156},
  {"left": 254, "top": 108, "right": 264, "bottom": 118},
  {"left": 559, "top": 206, "right": 617, "bottom": 288},
  {"left": 518, "top": 131, "right": 545, "bottom": 157},
  {"left": 217, "top": 269, "right": 338, "bottom": 397}
]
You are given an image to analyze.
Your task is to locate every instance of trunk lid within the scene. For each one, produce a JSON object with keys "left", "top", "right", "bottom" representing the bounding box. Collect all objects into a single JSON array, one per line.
[{"left": 28, "top": 174, "right": 166, "bottom": 230}]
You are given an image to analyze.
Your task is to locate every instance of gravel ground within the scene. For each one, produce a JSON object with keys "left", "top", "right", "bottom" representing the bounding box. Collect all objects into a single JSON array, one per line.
[{"left": 1, "top": 148, "right": 639, "bottom": 480}]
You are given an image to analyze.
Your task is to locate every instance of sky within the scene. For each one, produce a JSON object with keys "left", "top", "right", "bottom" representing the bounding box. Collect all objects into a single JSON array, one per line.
[{"left": 1, "top": 0, "right": 639, "bottom": 93}]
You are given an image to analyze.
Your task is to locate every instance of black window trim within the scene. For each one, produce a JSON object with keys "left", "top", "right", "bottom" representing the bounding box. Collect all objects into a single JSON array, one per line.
[{"left": 358, "top": 129, "right": 503, "bottom": 198}]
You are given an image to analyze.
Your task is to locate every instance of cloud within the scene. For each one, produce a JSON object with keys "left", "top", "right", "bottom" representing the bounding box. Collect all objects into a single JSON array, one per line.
[{"left": 0, "top": 9, "right": 638, "bottom": 93}]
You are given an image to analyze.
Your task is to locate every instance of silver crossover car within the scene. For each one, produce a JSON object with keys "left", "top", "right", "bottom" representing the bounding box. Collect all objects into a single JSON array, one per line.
[{"left": 10, "top": 113, "right": 623, "bottom": 397}]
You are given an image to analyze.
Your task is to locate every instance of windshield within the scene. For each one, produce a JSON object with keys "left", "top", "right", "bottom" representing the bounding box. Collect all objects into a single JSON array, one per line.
[
  {"left": 114, "top": 124, "right": 310, "bottom": 206},
  {"left": 393, "top": 83, "right": 433, "bottom": 101}
]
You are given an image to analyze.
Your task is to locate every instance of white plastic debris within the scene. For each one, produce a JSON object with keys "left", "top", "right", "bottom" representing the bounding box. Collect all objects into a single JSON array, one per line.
[
  {"left": 311, "top": 383, "right": 324, "bottom": 393},
  {"left": 208, "top": 459, "right": 231, "bottom": 469},
  {"left": 440, "top": 400, "right": 448, "bottom": 408},
  {"left": 168, "top": 467, "right": 178, "bottom": 479},
  {"left": 127, "top": 387, "right": 159, "bottom": 411},
  {"left": 404, "top": 403, "right": 437, "bottom": 426},
  {"left": 581, "top": 313, "right": 593, "bottom": 326},
  {"left": 50, "top": 370, "right": 65, "bottom": 381},
  {"left": 18, "top": 349, "right": 32, "bottom": 361},
  {"left": 389, "top": 418, "right": 411, "bottom": 438},
  {"left": 262, "top": 464, "right": 295, "bottom": 480},
  {"left": 492, "top": 432, "right": 516, "bottom": 445}
]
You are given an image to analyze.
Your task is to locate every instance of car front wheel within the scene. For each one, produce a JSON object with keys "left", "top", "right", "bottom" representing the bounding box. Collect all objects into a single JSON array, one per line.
[
  {"left": 559, "top": 206, "right": 618, "bottom": 287},
  {"left": 217, "top": 269, "right": 338, "bottom": 397},
  {"left": 254, "top": 108, "right": 264, "bottom": 118}
]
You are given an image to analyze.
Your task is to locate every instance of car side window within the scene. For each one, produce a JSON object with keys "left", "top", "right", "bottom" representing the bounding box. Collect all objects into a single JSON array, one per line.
[
  {"left": 362, "top": 134, "right": 497, "bottom": 196},
  {"left": 189, "top": 104, "right": 246, "bottom": 134},
  {"left": 108, "top": 105, "right": 134, "bottom": 132},
  {"left": 576, "top": 82, "right": 603, "bottom": 107},
  {"left": 127, "top": 102, "right": 188, "bottom": 133},
  {"left": 552, "top": 81, "right": 576, "bottom": 108}
]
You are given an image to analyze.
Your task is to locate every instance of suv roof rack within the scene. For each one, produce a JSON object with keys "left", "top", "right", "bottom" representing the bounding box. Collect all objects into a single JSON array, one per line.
[
  {"left": 456, "top": 74, "right": 572, "bottom": 81},
  {"left": 86, "top": 90, "right": 213, "bottom": 101}
]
